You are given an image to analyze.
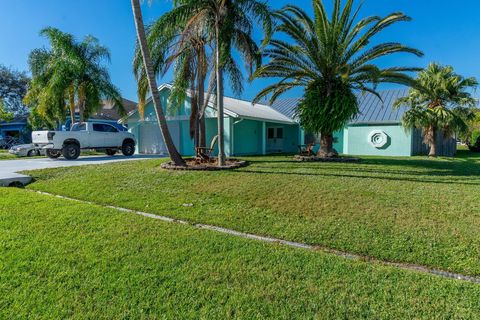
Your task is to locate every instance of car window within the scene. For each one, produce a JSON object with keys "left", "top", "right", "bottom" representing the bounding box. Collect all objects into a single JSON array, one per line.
[
  {"left": 71, "top": 123, "right": 86, "bottom": 131},
  {"left": 104, "top": 124, "right": 118, "bottom": 133},
  {"left": 93, "top": 123, "right": 118, "bottom": 133}
]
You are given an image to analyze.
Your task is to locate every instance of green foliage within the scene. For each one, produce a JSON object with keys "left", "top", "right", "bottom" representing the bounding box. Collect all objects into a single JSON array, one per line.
[
  {"left": 253, "top": 0, "right": 422, "bottom": 142},
  {"left": 297, "top": 79, "right": 358, "bottom": 134},
  {"left": 133, "top": 0, "right": 272, "bottom": 107},
  {"left": 27, "top": 106, "right": 55, "bottom": 130},
  {"left": 24, "top": 27, "right": 123, "bottom": 124},
  {"left": 0, "top": 65, "right": 30, "bottom": 116},
  {"left": 395, "top": 63, "right": 478, "bottom": 149},
  {"left": 0, "top": 100, "right": 14, "bottom": 122}
]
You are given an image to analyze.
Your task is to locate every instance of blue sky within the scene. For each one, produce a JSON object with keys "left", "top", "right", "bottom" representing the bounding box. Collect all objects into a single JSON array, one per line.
[{"left": 1, "top": 0, "right": 480, "bottom": 102}]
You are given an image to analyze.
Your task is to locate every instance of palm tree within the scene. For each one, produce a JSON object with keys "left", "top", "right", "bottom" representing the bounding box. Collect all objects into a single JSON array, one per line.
[
  {"left": 395, "top": 63, "right": 478, "bottom": 157},
  {"left": 253, "top": 0, "right": 423, "bottom": 158},
  {"left": 133, "top": 12, "right": 214, "bottom": 154},
  {"left": 159, "top": 0, "right": 272, "bottom": 166},
  {"left": 131, "top": 0, "right": 186, "bottom": 166},
  {"left": 74, "top": 35, "right": 124, "bottom": 122},
  {"left": 24, "top": 28, "right": 124, "bottom": 128}
]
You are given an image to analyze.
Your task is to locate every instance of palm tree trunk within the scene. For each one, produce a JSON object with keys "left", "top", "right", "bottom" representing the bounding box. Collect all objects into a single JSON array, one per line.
[
  {"left": 317, "top": 132, "right": 337, "bottom": 158},
  {"left": 427, "top": 125, "right": 438, "bottom": 157},
  {"left": 78, "top": 99, "right": 85, "bottom": 123},
  {"left": 197, "top": 63, "right": 206, "bottom": 150},
  {"left": 215, "top": 20, "right": 226, "bottom": 166},
  {"left": 68, "top": 85, "right": 75, "bottom": 129},
  {"left": 131, "top": 0, "right": 185, "bottom": 166}
]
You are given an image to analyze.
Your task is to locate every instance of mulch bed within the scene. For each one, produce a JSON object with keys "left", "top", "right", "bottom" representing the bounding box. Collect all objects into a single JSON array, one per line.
[
  {"left": 161, "top": 158, "right": 248, "bottom": 171},
  {"left": 293, "top": 155, "right": 361, "bottom": 163}
]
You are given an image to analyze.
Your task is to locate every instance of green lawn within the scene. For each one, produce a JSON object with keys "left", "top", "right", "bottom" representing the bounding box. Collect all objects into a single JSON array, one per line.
[
  {"left": 25, "top": 151, "right": 480, "bottom": 278},
  {"left": 1, "top": 187, "right": 479, "bottom": 319},
  {"left": 0, "top": 149, "right": 16, "bottom": 160}
]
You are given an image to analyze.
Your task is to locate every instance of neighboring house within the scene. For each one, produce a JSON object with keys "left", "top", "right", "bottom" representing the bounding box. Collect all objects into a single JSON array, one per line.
[
  {"left": 126, "top": 84, "right": 300, "bottom": 156},
  {"left": 127, "top": 86, "right": 456, "bottom": 157},
  {"left": 0, "top": 115, "right": 30, "bottom": 145},
  {"left": 64, "top": 98, "right": 137, "bottom": 131},
  {"left": 271, "top": 89, "right": 457, "bottom": 157}
]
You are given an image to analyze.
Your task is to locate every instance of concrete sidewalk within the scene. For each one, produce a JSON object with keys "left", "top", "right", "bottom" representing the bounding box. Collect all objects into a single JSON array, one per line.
[{"left": 0, "top": 155, "right": 163, "bottom": 186}]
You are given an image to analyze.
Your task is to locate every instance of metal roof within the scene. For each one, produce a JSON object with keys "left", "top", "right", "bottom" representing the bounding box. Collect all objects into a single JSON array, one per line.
[
  {"left": 130, "top": 83, "right": 295, "bottom": 124},
  {"left": 270, "top": 88, "right": 410, "bottom": 124},
  {"left": 222, "top": 95, "right": 295, "bottom": 124}
]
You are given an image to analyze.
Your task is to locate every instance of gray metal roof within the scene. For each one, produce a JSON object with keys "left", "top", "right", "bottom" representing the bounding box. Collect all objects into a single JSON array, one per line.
[{"left": 270, "top": 88, "right": 410, "bottom": 124}]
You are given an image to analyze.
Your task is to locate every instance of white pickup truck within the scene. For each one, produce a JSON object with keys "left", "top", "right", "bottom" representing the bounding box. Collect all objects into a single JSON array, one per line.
[{"left": 32, "top": 122, "right": 136, "bottom": 160}]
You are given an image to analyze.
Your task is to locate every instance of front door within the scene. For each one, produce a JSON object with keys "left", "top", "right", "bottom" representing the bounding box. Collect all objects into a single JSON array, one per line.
[{"left": 267, "top": 127, "right": 284, "bottom": 153}]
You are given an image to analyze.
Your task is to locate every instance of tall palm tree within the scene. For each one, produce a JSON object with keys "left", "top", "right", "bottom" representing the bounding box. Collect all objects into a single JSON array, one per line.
[
  {"left": 74, "top": 35, "right": 124, "bottom": 122},
  {"left": 131, "top": 0, "right": 186, "bottom": 166},
  {"left": 24, "top": 28, "right": 124, "bottom": 128},
  {"left": 133, "top": 13, "right": 214, "bottom": 154},
  {"left": 161, "top": 0, "right": 272, "bottom": 166},
  {"left": 395, "top": 63, "right": 477, "bottom": 157},
  {"left": 253, "top": 0, "right": 423, "bottom": 158},
  {"left": 24, "top": 29, "right": 77, "bottom": 125}
]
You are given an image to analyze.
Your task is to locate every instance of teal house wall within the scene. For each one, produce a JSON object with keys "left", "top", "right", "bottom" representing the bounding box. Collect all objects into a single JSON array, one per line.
[
  {"left": 344, "top": 124, "right": 412, "bottom": 156},
  {"left": 127, "top": 84, "right": 298, "bottom": 157}
]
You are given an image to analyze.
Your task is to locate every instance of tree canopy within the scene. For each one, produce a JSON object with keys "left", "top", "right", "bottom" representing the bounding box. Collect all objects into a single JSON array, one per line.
[
  {"left": 0, "top": 64, "right": 30, "bottom": 117},
  {"left": 253, "top": 0, "right": 423, "bottom": 157},
  {"left": 395, "top": 63, "right": 478, "bottom": 156}
]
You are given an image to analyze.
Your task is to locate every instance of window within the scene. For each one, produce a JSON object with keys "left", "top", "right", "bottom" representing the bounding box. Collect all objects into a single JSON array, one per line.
[
  {"left": 267, "top": 128, "right": 275, "bottom": 139},
  {"left": 71, "top": 123, "right": 86, "bottom": 131},
  {"left": 276, "top": 128, "right": 283, "bottom": 139},
  {"left": 93, "top": 123, "right": 118, "bottom": 133},
  {"left": 267, "top": 127, "right": 283, "bottom": 139}
]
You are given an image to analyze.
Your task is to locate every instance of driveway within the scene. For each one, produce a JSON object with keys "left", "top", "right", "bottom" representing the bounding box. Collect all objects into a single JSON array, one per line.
[{"left": 0, "top": 155, "right": 163, "bottom": 186}]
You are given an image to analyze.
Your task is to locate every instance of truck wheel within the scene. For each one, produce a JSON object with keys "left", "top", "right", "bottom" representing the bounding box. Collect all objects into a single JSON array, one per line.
[
  {"left": 63, "top": 143, "right": 80, "bottom": 160},
  {"left": 121, "top": 141, "right": 135, "bottom": 156},
  {"left": 46, "top": 149, "right": 61, "bottom": 159},
  {"left": 106, "top": 149, "right": 117, "bottom": 156}
]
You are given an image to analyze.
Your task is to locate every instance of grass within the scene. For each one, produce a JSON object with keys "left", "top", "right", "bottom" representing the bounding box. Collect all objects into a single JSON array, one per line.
[
  {"left": 1, "top": 187, "right": 479, "bottom": 319},
  {"left": 0, "top": 149, "right": 107, "bottom": 160},
  {"left": 0, "top": 149, "right": 16, "bottom": 160},
  {"left": 25, "top": 150, "right": 480, "bottom": 278}
]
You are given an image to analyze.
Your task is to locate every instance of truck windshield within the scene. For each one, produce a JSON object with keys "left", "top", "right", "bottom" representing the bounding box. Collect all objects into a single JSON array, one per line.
[{"left": 71, "top": 123, "right": 86, "bottom": 131}]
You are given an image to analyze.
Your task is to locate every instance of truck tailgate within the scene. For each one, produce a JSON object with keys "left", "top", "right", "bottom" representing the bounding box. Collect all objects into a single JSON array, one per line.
[{"left": 32, "top": 131, "right": 52, "bottom": 144}]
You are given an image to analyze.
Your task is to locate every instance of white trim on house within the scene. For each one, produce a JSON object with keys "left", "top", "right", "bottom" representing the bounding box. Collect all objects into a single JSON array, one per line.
[{"left": 126, "top": 83, "right": 296, "bottom": 125}]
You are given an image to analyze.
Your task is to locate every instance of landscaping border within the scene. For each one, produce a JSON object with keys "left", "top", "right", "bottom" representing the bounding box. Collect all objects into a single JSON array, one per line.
[
  {"left": 294, "top": 155, "right": 361, "bottom": 162},
  {"left": 161, "top": 159, "right": 248, "bottom": 171}
]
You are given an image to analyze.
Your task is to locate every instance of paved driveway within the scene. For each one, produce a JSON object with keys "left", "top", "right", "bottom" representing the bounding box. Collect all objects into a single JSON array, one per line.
[{"left": 0, "top": 155, "right": 163, "bottom": 186}]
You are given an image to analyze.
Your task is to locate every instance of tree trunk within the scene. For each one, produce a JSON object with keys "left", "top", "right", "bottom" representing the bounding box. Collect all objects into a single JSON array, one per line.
[
  {"left": 317, "top": 132, "right": 338, "bottom": 158},
  {"left": 131, "top": 0, "right": 185, "bottom": 166},
  {"left": 215, "top": 20, "right": 225, "bottom": 166},
  {"left": 427, "top": 125, "right": 438, "bottom": 157},
  {"left": 78, "top": 99, "right": 85, "bottom": 123},
  {"left": 68, "top": 85, "right": 75, "bottom": 129},
  {"left": 197, "top": 64, "right": 206, "bottom": 150}
]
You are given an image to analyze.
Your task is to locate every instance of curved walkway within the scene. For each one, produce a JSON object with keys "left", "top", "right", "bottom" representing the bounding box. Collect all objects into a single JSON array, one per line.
[{"left": 0, "top": 155, "right": 163, "bottom": 186}]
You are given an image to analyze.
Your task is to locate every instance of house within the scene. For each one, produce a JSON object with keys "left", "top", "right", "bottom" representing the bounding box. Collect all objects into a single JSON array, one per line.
[
  {"left": 127, "top": 85, "right": 456, "bottom": 157},
  {"left": 126, "top": 84, "right": 301, "bottom": 156},
  {"left": 64, "top": 98, "right": 137, "bottom": 131},
  {"left": 271, "top": 89, "right": 457, "bottom": 157},
  {"left": 0, "top": 115, "right": 30, "bottom": 145}
]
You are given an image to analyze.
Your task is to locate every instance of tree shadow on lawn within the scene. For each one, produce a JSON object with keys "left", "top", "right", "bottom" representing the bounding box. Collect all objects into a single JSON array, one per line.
[
  {"left": 234, "top": 168, "right": 480, "bottom": 186},
  {"left": 239, "top": 155, "right": 480, "bottom": 186}
]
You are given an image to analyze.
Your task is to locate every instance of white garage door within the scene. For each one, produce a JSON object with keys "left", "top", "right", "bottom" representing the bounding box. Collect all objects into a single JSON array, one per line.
[{"left": 138, "top": 122, "right": 181, "bottom": 155}]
